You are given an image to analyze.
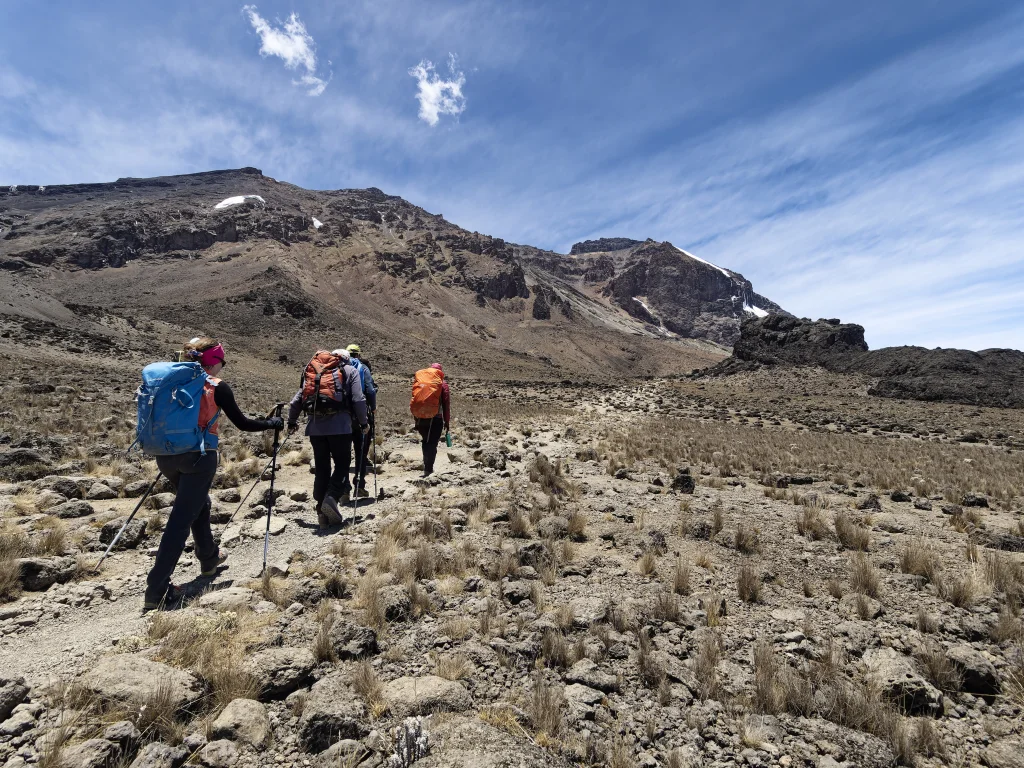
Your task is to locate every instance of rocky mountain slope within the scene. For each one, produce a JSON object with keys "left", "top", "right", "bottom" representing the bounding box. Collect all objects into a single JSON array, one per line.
[
  {"left": 0, "top": 168, "right": 783, "bottom": 379},
  {"left": 702, "top": 315, "right": 1024, "bottom": 409},
  {"left": 520, "top": 239, "right": 784, "bottom": 346}
]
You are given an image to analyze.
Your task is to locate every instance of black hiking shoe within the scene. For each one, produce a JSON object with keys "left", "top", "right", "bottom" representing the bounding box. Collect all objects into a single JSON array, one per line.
[
  {"left": 200, "top": 552, "right": 228, "bottom": 577},
  {"left": 143, "top": 584, "right": 184, "bottom": 612}
]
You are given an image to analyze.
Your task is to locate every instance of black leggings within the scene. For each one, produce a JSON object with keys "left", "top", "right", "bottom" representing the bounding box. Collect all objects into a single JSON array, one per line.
[
  {"left": 146, "top": 451, "right": 219, "bottom": 603},
  {"left": 310, "top": 433, "right": 353, "bottom": 504},
  {"left": 416, "top": 416, "right": 444, "bottom": 474},
  {"left": 351, "top": 414, "right": 374, "bottom": 488}
]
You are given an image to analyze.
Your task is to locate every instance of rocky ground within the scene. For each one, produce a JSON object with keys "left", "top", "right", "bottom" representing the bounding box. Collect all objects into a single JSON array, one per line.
[{"left": 1, "top": 365, "right": 1023, "bottom": 768}]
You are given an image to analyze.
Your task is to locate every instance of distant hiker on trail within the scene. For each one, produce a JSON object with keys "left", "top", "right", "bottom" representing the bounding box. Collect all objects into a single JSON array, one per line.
[
  {"left": 410, "top": 363, "right": 450, "bottom": 477},
  {"left": 287, "top": 348, "right": 368, "bottom": 529},
  {"left": 346, "top": 343, "right": 378, "bottom": 498},
  {"left": 139, "top": 337, "right": 283, "bottom": 611}
]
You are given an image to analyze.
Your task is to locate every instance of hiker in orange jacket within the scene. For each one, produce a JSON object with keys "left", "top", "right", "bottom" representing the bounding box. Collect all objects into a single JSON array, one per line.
[{"left": 412, "top": 363, "right": 450, "bottom": 477}]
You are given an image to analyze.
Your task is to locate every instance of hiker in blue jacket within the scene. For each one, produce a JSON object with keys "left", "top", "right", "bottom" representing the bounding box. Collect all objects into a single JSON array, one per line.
[{"left": 346, "top": 344, "right": 378, "bottom": 498}]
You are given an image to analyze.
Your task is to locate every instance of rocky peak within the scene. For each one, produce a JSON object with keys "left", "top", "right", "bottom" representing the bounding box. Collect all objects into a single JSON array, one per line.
[{"left": 569, "top": 237, "right": 643, "bottom": 255}]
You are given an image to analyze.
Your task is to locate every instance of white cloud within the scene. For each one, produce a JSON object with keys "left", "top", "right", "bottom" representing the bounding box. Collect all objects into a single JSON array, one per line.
[
  {"left": 408, "top": 54, "right": 466, "bottom": 126},
  {"left": 243, "top": 5, "right": 330, "bottom": 96}
]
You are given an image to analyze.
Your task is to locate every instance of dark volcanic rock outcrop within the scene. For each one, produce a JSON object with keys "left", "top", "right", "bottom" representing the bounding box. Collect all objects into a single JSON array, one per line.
[
  {"left": 570, "top": 238, "right": 643, "bottom": 255},
  {"left": 704, "top": 315, "right": 1024, "bottom": 409},
  {"left": 603, "top": 240, "right": 785, "bottom": 345}
]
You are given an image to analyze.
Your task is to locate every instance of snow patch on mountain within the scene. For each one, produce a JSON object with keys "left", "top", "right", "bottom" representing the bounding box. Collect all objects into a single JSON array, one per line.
[
  {"left": 214, "top": 195, "right": 266, "bottom": 210},
  {"left": 676, "top": 246, "right": 731, "bottom": 279},
  {"left": 312, "top": 217, "right": 323, "bottom": 229},
  {"left": 744, "top": 303, "right": 769, "bottom": 318}
]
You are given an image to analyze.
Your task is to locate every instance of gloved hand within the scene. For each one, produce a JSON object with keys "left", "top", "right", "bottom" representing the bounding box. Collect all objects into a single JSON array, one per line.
[
  {"left": 267, "top": 416, "right": 284, "bottom": 431},
  {"left": 361, "top": 423, "right": 370, "bottom": 435},
  {"left": 287, "top": 422, "right": 299, "bottom": 435}
]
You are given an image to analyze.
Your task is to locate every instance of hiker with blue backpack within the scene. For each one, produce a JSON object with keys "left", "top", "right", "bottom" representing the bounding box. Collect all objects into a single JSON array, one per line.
[
  {"left": 286, "top": 348, "right": 369, "bottom": 529},
  {"left": 346, "top": 343, "right": 378, "bottom": 499},
  {"left": 136, "top": 337, "right": 283, "bottom": 611}
]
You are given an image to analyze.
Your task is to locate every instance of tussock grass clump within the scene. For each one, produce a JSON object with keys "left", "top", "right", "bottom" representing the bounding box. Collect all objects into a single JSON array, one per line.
[
  {"left": 529, "top": 677, "right": 565, "bottom": 738},
  {"left": 351, "top": 660, "right": 386, "bottom": 719},
  {"left": 827, "top": 579, "right": 845, "bottom": 599},
  {"left": 652, "top": 591, "right": 680, "bottom": 623},
  {"left": 541, "top": 628, "right": 572, "bottom": 669},
  {"left": 938, "top": 571, "right": 980, "bottom": 609},
  {"left": 737, "top": 564, "right": 761, "bottom": 603},
  {"left": 529, "top": 454, "right": 568, "bottom": 497},
  {"left": 797, "top": 506, "right": 829, "bottom": 540},
  {"left": 433, "top": 652, "right": 472, "bottom": 681},
  {"left": 672, "top": 558, "right": 691, "bottom": 596},
  {"left": 693, "top": 632, "right": 722, "bottom": 701},
  {"left": 834, "top": 512, "right": 870, "bottom": 551},
  {"left": 916, "top": 643, "right": 962, "bottom": 693},
  {"left": 849, "top": 553, "right": 881, "bottom": 598},
  {"left": 734, "top": 523, "right": 760, "bottom": 554},
  {"left": 900, "top": 538, "right": 941, "bottom": 583},
  {"left": 637, "top": 550, "right": 657, "bottom": 577},
  {"left": 566, "top": 510, "right": 588, "bottom": 541},
  {"left": 636, "top": 630, "right": 666, "bottom": 688}
]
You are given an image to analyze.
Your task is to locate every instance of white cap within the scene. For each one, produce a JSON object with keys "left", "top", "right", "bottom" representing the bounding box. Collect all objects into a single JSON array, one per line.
[{"left": 331, "top": 348, "right": 351, "bottom": 362}]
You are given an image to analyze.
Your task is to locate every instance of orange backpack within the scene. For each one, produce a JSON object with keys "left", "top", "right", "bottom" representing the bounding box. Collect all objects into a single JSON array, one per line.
[
  {"left": 410, "top": 368, "right": 444, "bottom": 419},
  {"left": 301, "top": 352, "right": 349, "bottom": 415}
]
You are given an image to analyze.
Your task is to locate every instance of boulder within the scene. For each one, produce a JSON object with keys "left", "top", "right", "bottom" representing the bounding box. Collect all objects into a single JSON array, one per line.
[
  {"left": 100, "top": 519, "right": 147, "bottom": 550},
  {"left": 123, "top": 480, "right": 153, "bottom": 498},
  {"left": 962, "top": 493, "right": 989, "bottom": 508},
  {"left": 197, "top": 587, "right": 256, "bottom": 611},
  {"left": 0, "top": 676, "right": 29, "bottom": 721},
  {"left": 149, "top": 493, "right": 176, "bottom": 510},
  {"left": 564, "top": 683, "right": 603, "bottom": 720},
  {"left": 327, "top": 618, "right": 378, "bottom": 660},
  {"left": 199, "top": 740, "right": 238, "bottom": 768},
  {"left": 86, "top": 482, "right": 118, "bottom": 501},
  {"left": 946, "top": 644, "right": 1000, "bottom": 697},
  {"left": 102, "top": 721, "right": 142, "bottom": 751},
  {"left": 247, "top": 516, "right": 287, "bottom": 538},
  {"left": 670, "top": 468, "right": 695, "bottom": 494},
  {"left": 17, "top": 556, "right": 77, "bottom": 591},
  {"left": 79, "top": 655, "right": 204, "bottom": 713},
  {"left": 377, "top": 585, "right": 411, "bottom": 621},
  {"left": 128, "top": 743, "right": 188, "bottom": 768},
  {"left": 569, "top": 595, "right": 608, "bottom": 628},
  {"left": 297, "top": 673, "right": 366, "bottom": 753},
  {"left": 564, "top": 658, "right": 618, "bottom": 692},
  {"left": 889, "top": 490, "right": 911, "bottom": 503},
  {"left": 210, "top": 698, "right": 270, "bottom": 749},
  {"left": 244, "top": 647, "right": 315, "bottom": 700},
  {"left": 983, "top": 738, "right": 1024, "bottom": 768},
  {"left": 863, "top": 647, "right": 941, "bottom": 715},
  {"left": 36, "top": 475, "right": 89, "bottom": 499},
  {"left": 52, "top": 500, "right": 95, "bottom": 519},
  {"left": 536, "top": 516, "right": 568, "bottom": 540},
  {"left": 59, "top": 738, "right": 120, "bottom": 768},
  {"left": 0, "top": 709, "right": 35, "bottom": 736},
  {"left": 382, "top": 675, "right": 473, "bottom": 717}
]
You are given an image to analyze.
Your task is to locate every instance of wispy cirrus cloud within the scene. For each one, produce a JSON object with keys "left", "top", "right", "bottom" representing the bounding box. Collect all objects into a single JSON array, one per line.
[
  {"left": 243, "top": 5, "right": 330, "bottom": 96},
  {"left": 408, "top": 54, "right": 466, "bottom": 126}
]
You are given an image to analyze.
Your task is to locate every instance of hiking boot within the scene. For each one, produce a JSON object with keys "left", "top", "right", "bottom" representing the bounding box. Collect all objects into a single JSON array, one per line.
[
  {"left": 200, "top": 552, "right": 228, "bottom": 577},
  {"left": 321, "top": 495, "right": 344, "bottom": 525},
  {"left": 317, "top": 510, "right": 331, "bottom": 530},
  {"left": 143, "top": 584, "right": 184, "bottom": 612},
  {"left": 355, "top": 486, "right": 370, "bottom": 499},
  {"left": 338, "top": 488, "right": 351, "bottom": 504}
]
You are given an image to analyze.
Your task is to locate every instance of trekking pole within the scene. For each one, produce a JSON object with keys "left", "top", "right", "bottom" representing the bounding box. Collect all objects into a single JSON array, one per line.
[
  {"left": 371, "top": 416, "right": 378, "bottom": 503},
  {"left": 230, "top": 434, "right": 292, "bottom": 520},
  {"left": 352, "top": 425, "right": 366, "bottom": 518},
  {"left": 260, "top": 404, "right": 286, "bottom": 576},
  {"left": 93, "top": 472, "right": 162, "bottom": 573}
]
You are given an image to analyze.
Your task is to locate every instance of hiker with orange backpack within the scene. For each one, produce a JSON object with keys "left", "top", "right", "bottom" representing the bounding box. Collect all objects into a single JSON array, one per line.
[
  {"left": 287, "top": 348, "right": 368, "bottom": 529},
  {"left": 410, "top": 363, "right": 450, "bottom": 477},
  {"left": 137, "top": 337, "right": 284, "bottom": 611}
]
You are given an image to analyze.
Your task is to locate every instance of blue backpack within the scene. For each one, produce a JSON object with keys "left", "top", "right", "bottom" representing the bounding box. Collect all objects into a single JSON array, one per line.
[{"left": 132, "top": 361, "right": 221, "bottom": 456}]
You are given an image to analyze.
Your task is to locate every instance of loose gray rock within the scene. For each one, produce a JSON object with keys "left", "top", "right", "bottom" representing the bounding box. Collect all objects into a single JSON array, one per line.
[
  {"left": 382, "top": 675, "right": 473, "bottom": 717},
  {"left": 86, "top": 482, "right": 117, "bottom": 501},
  {"left": 297, "top": 673, "right": 367, "bottom": 753},
  {"left": 102, "top": 721, "right": 142, "bottom": 751},
  {"left": 0, "top": 709, "right": 35, "bottom": 736},
  {"left": 244, "top": 646, "right": 315, "bottom": 700},
  {"left": 414, "top": 716, "right": 553, "bottom": 768},
  {"left": 17, "top": 556, "right": 77, "bottom": 591},
  {"left": 79, "top": 655, "right": 204, "bottom": 713},
  {"left": 564, "top": 659, "right": 618, "bottom": 692},
  {"left": 197, "top": 587, "right": 257, "bottom": 611},
  {"left": 946, "top": 644, "right": 1000, "bottom": 697},
  {"left": 863, "top": 647, "right": 941, "bottom": 715},
  {"left": 211, "top": 698, "right": 270, "bottom": 749},
  {"left": 0, "top": 677, "right": 29, "bottom": 721},
  {"left": 52, "top": 500, "right": 95, "bottom": 519},
  {"left": 58, "top": 738, "right": 119, "bottom": 768},
  {"left": 199, "top": 740, "right": 237, "bottom": 768},
  {"left": 327, "top": 618, "right": 378, "bottom": 659},
  {"left": 99, "top": 518, "right": 147, "bottom": 550},
  {"left": 983, "top": 738, "right": 1024, "bottom": 768},
  {"left": 128, "top": 743, "right": 188, "bottom": 768},
  {"left": 377, "top": 585, "right": 411, "bottom": 621}
]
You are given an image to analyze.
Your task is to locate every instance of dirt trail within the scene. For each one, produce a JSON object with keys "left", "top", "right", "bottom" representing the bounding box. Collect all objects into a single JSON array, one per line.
[{"left": 0, "top": 434, "right": 441, "bottom": 686}]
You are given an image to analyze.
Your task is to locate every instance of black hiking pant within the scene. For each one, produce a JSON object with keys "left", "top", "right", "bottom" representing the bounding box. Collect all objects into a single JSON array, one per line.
[
  {"left": 145, "top": 451, "right": 219, "bottom": 604},
  {"left": 310, "top": 433, "right": 352, "bottom": 505},
  {"left": 416, "top": 416, "right": 444, "bottom": 475},
  {"left": 351, "top": 413, "right": 374, "bottom": 489}
]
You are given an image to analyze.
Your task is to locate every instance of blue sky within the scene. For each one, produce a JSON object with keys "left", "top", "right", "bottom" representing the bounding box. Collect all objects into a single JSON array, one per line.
[{"left": 2, "top": 0, "right": 1022, "bottom": 351}]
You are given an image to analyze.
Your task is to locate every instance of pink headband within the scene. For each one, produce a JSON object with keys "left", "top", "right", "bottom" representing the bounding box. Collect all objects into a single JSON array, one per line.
[{"left": 199, "top": 344, "right": 225, "bottom": 367}]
